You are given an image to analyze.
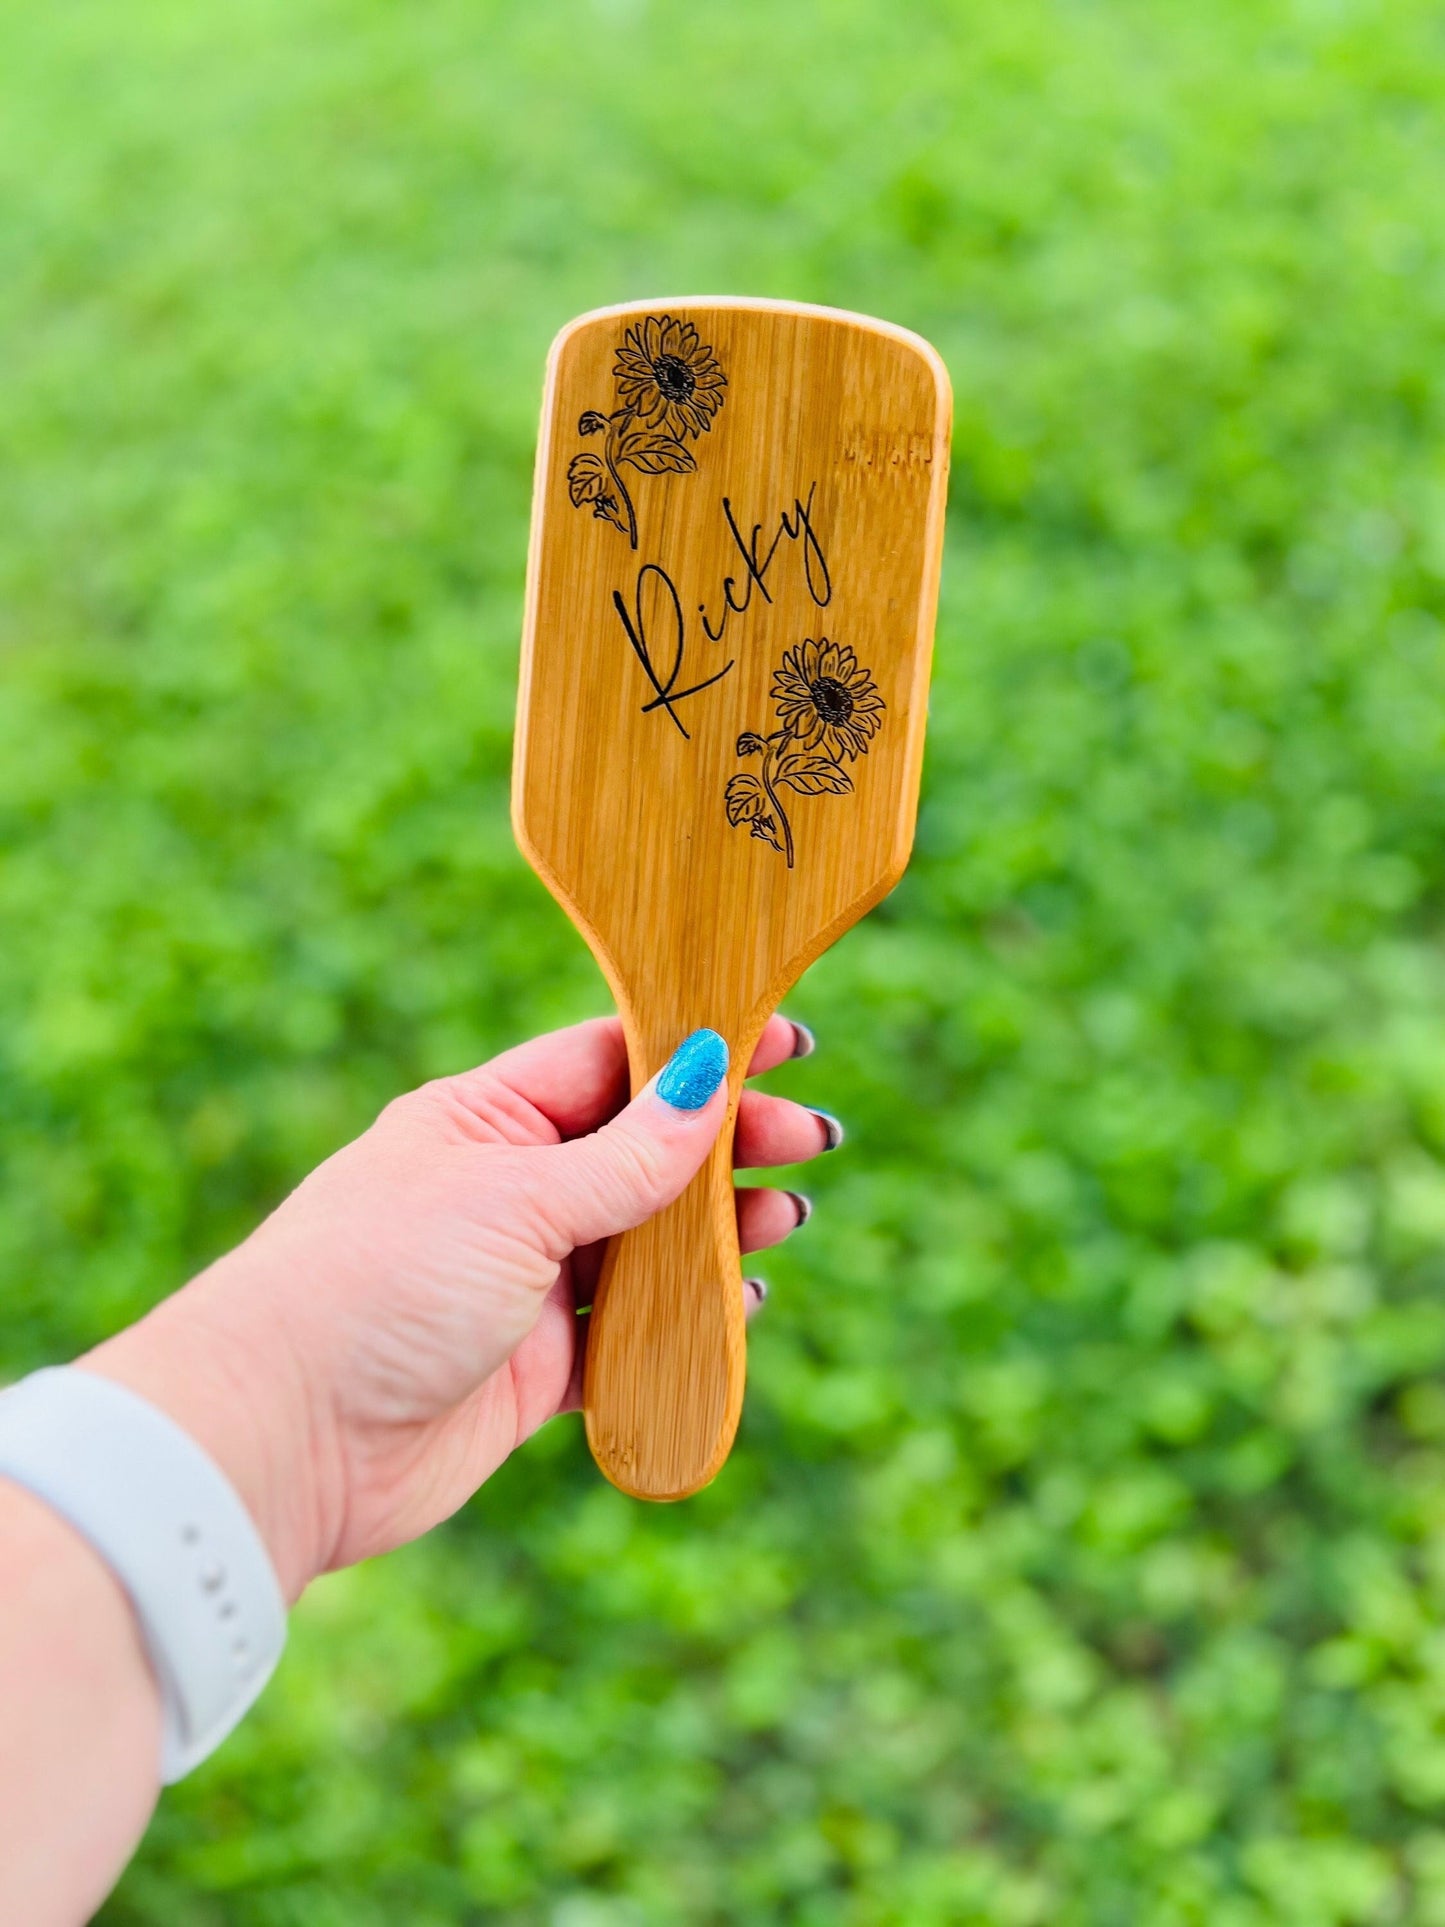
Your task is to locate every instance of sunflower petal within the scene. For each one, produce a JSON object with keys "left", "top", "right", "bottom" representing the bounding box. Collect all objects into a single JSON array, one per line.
[{"left": 774, "top": 648, "right": 806, "bottom": 690}]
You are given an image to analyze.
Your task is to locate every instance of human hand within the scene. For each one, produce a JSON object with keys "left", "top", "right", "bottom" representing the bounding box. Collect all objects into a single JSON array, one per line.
[{"left": 85, "top": 1016, "right": 833, "bottom": 1599}]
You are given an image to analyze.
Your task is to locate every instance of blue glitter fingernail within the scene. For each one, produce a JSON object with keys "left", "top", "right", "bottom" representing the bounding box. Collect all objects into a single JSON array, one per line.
[{"left": 656, "top": 1028, "right": 729, "bottom": 1111}]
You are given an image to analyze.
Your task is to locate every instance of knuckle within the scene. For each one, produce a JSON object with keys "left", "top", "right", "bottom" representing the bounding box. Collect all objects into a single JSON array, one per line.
[
  {"left": 375, "top": 1086, "right": 438, "bottom": 1134},
  {"left": 607, "top": 1123, "right": 671, "bottom": 1205}
]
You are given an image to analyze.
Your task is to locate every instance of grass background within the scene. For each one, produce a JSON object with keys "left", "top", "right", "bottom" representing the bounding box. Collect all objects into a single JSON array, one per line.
[{"left": 4, "top": 0, "right": 1445, "bottom": 1919}]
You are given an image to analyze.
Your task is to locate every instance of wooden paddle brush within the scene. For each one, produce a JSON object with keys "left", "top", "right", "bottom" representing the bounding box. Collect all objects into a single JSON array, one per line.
[{"left": 512, "top": 298, "right": 950, "bottom": 1500}]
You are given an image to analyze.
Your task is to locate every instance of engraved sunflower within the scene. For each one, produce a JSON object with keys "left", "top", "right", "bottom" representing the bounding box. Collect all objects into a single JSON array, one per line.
[
  {"left": 613, "top": 314, "right": 727, "bottom": 443},
  {"left": 770, "top": 638, "right": 886, "bottom": 764}
]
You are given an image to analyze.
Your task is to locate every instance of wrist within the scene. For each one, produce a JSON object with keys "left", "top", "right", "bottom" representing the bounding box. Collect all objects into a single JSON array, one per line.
[{"left": 81, "top": 1261, "right": 340, "bottom": 1604}]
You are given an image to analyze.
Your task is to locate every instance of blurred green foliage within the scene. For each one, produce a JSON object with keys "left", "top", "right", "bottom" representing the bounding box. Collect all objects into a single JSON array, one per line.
[{"left": 4, "top": 0, "right": 1445, "bottom": 1919}]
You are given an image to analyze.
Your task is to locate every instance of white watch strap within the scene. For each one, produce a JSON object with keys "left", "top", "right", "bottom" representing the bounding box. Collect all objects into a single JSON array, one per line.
[{"left": 0, "top": 1366, "right": 287, "bottom": 1782}]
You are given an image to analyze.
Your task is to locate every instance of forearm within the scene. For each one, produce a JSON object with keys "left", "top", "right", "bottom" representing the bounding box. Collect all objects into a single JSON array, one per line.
[
  {"left": 0, "top": 1481, "right": 162, "bottom": 1926},
  {"left": 0, "top": 1266, "right": 328, "bottom": 1924}
]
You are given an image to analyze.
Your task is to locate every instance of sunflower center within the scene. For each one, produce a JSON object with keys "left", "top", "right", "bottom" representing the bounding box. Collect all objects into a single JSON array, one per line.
[
  {"left": 809, "top": 676, "right": 855, "bottom": 726},
  {"left": 651, "top": 353, "right": 697, "bottom": 403}
]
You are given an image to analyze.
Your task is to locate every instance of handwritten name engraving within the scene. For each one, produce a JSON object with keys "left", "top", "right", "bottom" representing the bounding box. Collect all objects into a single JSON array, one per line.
[
  {"left": 699, "top": 484, "right": 831, "bottom": 643},
  {"left": 610, "top": 485, "right": 834, "bottom": 739},
  {"left": 611, "top": 565, "right": 734, "bottom": 741}
]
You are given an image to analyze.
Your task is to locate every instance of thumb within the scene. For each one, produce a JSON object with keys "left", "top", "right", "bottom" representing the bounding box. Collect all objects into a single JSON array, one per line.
[{"left": 531, "top": 1028, "right": 731, "bottom": 1251}]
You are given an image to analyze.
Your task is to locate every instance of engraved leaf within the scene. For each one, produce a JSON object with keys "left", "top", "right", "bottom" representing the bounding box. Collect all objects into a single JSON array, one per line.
[
  {"left": 725, "top": 772, "right": 765, "bottom": 825},
  {"left": 568, "top": 451, "right": 608, "bottom": 505},
  {"left": 618, "top": 431, "right": 697, "bottom": 476},
  {"left": 777, "top": 758, "right": 853, "bottom": 798}
]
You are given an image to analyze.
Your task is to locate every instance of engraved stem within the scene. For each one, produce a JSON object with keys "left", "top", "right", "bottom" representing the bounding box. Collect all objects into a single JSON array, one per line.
[
  {"left": 760, "top": 730, "right": 796, "bottom": 869},
  {"left": 604, "top": 412, "right": 639, "bottom": 550}
]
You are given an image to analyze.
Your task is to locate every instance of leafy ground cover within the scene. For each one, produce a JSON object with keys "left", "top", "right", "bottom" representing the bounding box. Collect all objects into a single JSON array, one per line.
[{"left": 5, "top": 0, "right": 1445, "bottom": 1920}]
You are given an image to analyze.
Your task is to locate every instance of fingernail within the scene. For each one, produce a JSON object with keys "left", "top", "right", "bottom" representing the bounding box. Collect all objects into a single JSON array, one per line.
[
  {"left": 655, "top": 1028, "right": 729, "bottom": 1111},
  {"left": 789, "top": 1021, "right": 816, "bottom": 1060},
  {"left": 809, "top": 1108, "right": 845, "bottom": 1152},
  {"left": 744, "top": 1276, "right": 769, "bottom": 1306},
  {"left": 786, "top": 1191, "right": 813, "bottom": 1228}
]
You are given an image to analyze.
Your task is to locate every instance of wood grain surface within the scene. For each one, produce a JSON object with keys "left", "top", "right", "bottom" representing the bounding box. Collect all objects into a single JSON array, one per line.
[{"left": 513, "top": 298, "right": 951, "bottom": 1500}]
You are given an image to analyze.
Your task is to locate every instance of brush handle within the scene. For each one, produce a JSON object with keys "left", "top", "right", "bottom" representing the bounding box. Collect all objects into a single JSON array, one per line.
[{"left": 583, "top": 1051, "right": 749, "bottom": 1501}]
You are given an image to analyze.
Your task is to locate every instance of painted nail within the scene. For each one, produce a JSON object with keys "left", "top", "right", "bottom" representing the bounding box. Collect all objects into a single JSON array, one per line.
[
  {"left": 789, "top": 1021, "right": 817, "bottom": 1060},
  {"left": 656, "top": 1028, "right": 729, "bottom": 1111},
  {"left": 744, "top": 1277, "right": 769, "bottom": 1307},
  {"left": 808, "top": 1108, "right": 845, "bottom": 1152},
  {"left": 786, "top": 1191, "right": 813, "bottom": 1228}
]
